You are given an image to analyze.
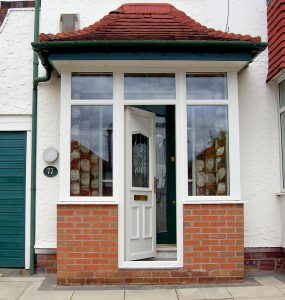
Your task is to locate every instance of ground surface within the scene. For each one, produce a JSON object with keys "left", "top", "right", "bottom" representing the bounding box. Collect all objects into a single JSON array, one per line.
[{"left": 1, "top": 272, "right": 285, "bottom": 299}]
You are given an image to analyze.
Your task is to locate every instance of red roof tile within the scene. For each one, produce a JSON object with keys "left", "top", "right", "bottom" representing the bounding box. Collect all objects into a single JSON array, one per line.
[{"left": 39, "top": 3, "right": 261, "bottom": 43}]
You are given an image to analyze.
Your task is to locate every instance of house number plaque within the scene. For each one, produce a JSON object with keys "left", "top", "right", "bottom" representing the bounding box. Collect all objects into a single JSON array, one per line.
[{"left": 43, "top": 166, "right": 58, "bottom": 177}]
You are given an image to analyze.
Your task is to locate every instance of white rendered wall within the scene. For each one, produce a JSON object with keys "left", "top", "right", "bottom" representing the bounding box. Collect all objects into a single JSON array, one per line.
[
  {"left": 0, "top": 9, "right": 34, "bottom": 115},
  {"left": 36, "top": 0, "right": 282, "bottom": 249},
  {"left": 35, "top": 75, "right": 60, "bottom": 249}
]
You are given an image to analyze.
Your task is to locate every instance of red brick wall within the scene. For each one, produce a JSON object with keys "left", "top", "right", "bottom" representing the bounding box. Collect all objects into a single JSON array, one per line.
[
  {"left": 36, "top": 254, "right": 57, "bottom": 274},
  {"left": 57, "top": 204, "right": 244, "bottom": 285},
  {"left": 267, "top": 0, "right": 285, "bottom": 81},
  {"left": 245, "top": 247, "right": 284, "bottom": 272},
  {"left": 184, "top": 204, "right": 244, "bottom": 280}
]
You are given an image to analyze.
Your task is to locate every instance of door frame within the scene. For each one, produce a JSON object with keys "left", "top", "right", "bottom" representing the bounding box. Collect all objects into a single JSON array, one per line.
[
  {"left": 116, "top": 70, "right": 185, "bottom": 269},
  {"left": 0, "top": 115, "right": 32, "bottom": 269}
]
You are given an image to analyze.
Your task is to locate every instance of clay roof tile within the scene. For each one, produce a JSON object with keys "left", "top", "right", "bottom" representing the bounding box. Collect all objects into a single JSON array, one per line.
[{"left": 39, "top": 3, "right": 261, "bottom": 43}]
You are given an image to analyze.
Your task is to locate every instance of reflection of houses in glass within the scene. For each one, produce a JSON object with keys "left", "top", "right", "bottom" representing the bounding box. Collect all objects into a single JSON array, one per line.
[
  {"left": 187, "top": 106, "right": 228, "bottom": 196},
  {"left": 70, "top": 105, "right": 113, "bottom": 197},
  {"left": 194, "top": 129, "right": 227, "bottom": 196}
]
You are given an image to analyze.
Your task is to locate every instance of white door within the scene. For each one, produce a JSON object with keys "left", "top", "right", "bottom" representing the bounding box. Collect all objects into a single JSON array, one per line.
[{"left": 125, "top": 107, "right": 156, "bottom": 261}]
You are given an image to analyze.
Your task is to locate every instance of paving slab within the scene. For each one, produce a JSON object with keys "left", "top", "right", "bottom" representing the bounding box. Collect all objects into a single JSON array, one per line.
[
  {"left": 125, "top": 289, "right": 178, "bottom": 300},
  {"left": 234, "top": 298, "right": 285, "bottom": 300},
  {"left": 19, "top": 281, "right": 73, "bottom": 300},
  {"left": 0, "top": 281, "right": 31, "bottom": 300},
  {"left": 227, "top": 286, "right": 283, "bottom": 298},
  {"left": 177, "top": 287, "right": 232, "bottom": 299},
  {"left": 276, "top": 284, "right": 285, "bottom": 294},
  {"left": 72, "top": 290, "right": 124, "bottom": 300},
  {"left": 253, "top": 276, "right": 285, "bottom": 286},
  {"left": 0, "top": 276, "right": 45, "bottom": 282}
]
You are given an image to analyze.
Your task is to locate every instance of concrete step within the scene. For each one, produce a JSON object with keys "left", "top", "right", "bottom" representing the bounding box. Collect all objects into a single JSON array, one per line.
[{"left": 156, "top": 245, "right": 177, "bottom": 259}]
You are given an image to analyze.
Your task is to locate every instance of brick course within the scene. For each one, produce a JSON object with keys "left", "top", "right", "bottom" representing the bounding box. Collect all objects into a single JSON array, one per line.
[
  {"left": 244, "top": 247, "right": 284, "bottom": 272},
  {"left": 57, "top": 204, "right": 244, "bottom": 285},
  {"left": 36, "top": 254, "right": 57, "bottom": 274}
]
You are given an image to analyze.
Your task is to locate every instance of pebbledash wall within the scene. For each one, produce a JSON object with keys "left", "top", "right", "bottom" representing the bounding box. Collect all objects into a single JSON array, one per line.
[{"left": 1, "top": 0, "right": 283, "bottom": 279}]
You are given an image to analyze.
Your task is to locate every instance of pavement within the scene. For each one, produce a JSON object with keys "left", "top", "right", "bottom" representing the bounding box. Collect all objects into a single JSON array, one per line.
[{"left": 2, "top": 273, "right": 285, "bottom": 299}]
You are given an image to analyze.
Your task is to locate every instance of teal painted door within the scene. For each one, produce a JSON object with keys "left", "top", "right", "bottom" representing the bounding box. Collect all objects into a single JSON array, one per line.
[{"left": 0, "top": 132, "right": 26, "bottom": 267}]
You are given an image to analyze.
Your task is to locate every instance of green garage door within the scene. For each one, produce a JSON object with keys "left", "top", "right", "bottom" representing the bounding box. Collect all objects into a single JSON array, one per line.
[{"left": 0, "top": 132, "right": 26, "bottom": 267}]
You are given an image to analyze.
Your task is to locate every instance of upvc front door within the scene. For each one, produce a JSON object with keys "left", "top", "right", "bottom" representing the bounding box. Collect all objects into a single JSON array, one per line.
[{"left": 125, "top": 107, "right": 156, "bottom": 261}]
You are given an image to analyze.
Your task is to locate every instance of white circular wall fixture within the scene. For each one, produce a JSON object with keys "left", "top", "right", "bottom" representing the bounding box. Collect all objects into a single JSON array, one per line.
[{"left": 43, "top": 147, "right": 58, "bottom": 163}]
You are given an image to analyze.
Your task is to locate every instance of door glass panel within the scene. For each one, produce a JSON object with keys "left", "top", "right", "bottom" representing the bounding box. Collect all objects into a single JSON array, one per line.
[
  {"left": 70, "top": 105, "right": 113, "bottom": 197},
  {"left": 71, "top": 73, "right": 113, "bottom": 100},
  {"left": 186, "top": 73, "right": 228, "bottom": 100},
  {"left": 187, "top": 105, "right": 229, "bottom": 196},
  {"left": 124, "top": 73, "right": 176, "bottom": 100},
  {"left": 156, "top": 116, "right": 167, "bottom": 233},
  {"left": 132, "top": 133, "right": 149, "bottom": 188}
]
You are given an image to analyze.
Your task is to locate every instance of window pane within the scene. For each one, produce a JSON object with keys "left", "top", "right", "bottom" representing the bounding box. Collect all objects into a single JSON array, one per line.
[
  {"left": 281, "top": 112, "right": 285, "bottom": 189},
  {"left": 187, "top": 106, "right": 229, "bottom": 196},
  {"left": 187, "top": 73, "right": 228, "bottom": 100},
  {"left": 124, "top": 73, "right": 176, "bottom": 100},
  {"left": 70, "top": 105, "right": 113, "bottom": 197},
  {"left": 132, "top": 133, "right": 149, "bottom": 187},
  {"left": 280, "top": 81, "right": 285, "bottom": 108},
  {"left": 71, "top": 73, "right": 113, "bottom": 100}
]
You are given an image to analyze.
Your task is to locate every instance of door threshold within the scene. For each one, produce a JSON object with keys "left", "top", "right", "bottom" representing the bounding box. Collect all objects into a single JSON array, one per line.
[{"left": 156, "top": 245, "right": 177, "bottom": 260}]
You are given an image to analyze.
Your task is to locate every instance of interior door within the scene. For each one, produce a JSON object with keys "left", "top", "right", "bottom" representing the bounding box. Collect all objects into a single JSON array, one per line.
[{"left": 125, "top": 106, "right": 156, "bottom": 261}]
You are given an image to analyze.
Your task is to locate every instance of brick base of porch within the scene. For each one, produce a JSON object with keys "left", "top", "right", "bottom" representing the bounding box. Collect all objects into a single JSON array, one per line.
[{"left": 55, "top": 203, "right": 244, "bottom": 285}]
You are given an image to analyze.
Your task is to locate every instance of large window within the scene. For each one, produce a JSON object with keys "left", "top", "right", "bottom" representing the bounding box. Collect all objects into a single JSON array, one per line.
[
  {"left": 279, "top": 80, "right": 285, "bottom": 189},
  {"left": 69, "top": 73, "right": 113, "bottom": 199},
  {"left": 60, "top": 70, "right": 240, "bottom": 203},
  {"left": 186, "top": 73, "right": 230, "bottom": 197}
]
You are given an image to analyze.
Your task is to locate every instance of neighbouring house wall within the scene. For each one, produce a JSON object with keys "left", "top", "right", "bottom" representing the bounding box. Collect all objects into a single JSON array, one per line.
[
  {"left": 35, "top": 0, "right": 282, "bottom": 253},
  {"left": 0, "top": 8, "right": 34, "bottom": 115}
]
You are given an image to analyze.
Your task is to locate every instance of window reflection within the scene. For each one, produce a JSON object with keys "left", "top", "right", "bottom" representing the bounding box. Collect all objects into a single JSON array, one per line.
[
  {"left": 124, "top": 73, "right": 176, "bottom": 100},
  {"left": 71, "top": 73, "right": 113, "bottom": 100},
  {"left": 70, "top": 106, "right": 113, "bottom": 196},
  {"left": 187, "top": 73, "right": 227, "bottom": 100},
  {"left": 187, "top": 106, "right": 229, "bottom": 196}
]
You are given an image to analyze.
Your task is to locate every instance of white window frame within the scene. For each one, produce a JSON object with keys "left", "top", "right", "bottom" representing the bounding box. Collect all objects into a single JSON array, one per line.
[
  {"left": 277, "top": 76, "right": 285, "bottom": 193},
  {"left": 58, "top": 64, "right": 242, "bottom": 269},
  {"left": 184, "top": 71, "right": 241, "bottom": 203},
  {"left": 59, "top": 71, "right": 116, "bottom": 204}
]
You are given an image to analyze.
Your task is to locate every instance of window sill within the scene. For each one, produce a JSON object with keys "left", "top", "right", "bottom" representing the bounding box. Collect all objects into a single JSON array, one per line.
[
  {"left": 276, "top": 193, "right": 285, "bottom": 197},
  {"left": 119, "top": 260, "right": 182, "bottom": 269},
  {"left": 183, "top": 200, "right": 246, "bottom": 204},
  {"left": 57, "top": 200, "right": 118, "bottom": 205}
]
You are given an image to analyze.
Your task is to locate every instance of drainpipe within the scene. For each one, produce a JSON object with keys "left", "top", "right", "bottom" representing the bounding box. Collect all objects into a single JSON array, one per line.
[{"left": 31, "top": 0, "right": 52, "bottom": 274}]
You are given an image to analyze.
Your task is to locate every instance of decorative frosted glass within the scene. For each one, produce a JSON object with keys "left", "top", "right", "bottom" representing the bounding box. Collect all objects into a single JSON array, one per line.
[
  {"left": 187, "top": 73, "right": 228, "bottom": 100},
  {"left": 187, "top": 106, "right": 229, "bottom": 196},
  {"left": 155, "top": 116, "right": 167, "bottom": 233},
  {"left": 124, "top": 73, "right": 176, "bottom": 100},
  {"left": 132, "top": 133, "right": 149, "bottom": 188},
  {"left": 71, "top": 73, "right": 113, "bottom": 100},
  {"left": 70, "top": 105, "right": 113, "bottom": 197},
  {"left": 280, "top": 81, "right": 285, "bottom": 108}
]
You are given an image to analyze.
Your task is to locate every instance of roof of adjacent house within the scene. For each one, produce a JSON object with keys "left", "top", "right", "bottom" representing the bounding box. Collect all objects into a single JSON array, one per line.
[{"left": 39, "top": 3, "right": 261, "bottom": 43}]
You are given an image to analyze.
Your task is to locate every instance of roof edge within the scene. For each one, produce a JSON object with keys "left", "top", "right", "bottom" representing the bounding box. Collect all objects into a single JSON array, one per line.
[
  {"left": 31, "top": 39, "right": 268, "bottom": 72},
  {"left": 32, "top": 39, "right": 268, "bottom": 50}
]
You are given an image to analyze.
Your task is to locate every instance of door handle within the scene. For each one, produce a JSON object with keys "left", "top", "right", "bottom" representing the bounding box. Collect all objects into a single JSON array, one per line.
[
  {"left": 172, "top": 200, "right": 176, "bottom": 205},
  {"left": 153, "top": 177, "right": 158, "bottom": 193}
]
